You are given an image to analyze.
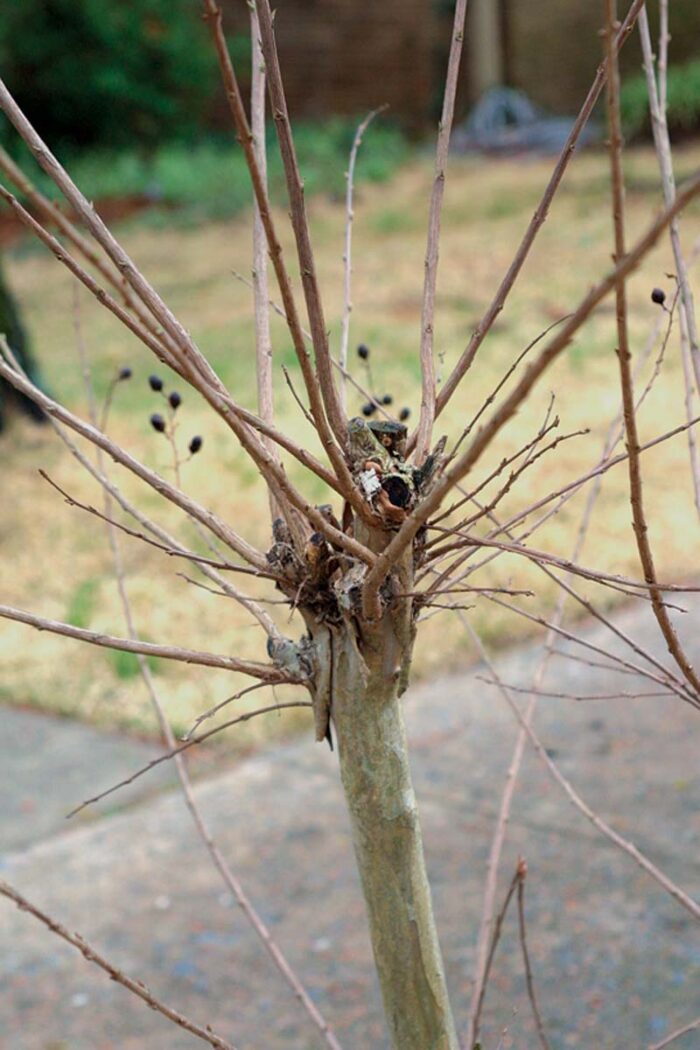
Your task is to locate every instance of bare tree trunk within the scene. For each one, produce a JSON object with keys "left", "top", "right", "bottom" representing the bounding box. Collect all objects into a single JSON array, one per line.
[
  {"left": 332, "top": 627, "right": 458, "bottom": 1050},
  {"left": 307, "top": 506, "right": 458, "bottom": 1050}
]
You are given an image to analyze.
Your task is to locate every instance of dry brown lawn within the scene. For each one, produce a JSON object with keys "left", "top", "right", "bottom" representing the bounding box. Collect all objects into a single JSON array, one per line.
[{"left": 2, "top": 143, "right": 699, "bottom": 744}]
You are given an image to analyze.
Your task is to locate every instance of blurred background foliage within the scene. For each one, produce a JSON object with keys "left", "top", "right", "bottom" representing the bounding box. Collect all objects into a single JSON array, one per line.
[
  {"left": 0, "top": 0, "right": 409, "bottom": 222},
  {"left": 621, "top": 58, "right": 700, "bottom": 140},
  {"left": 0, "top": 0, "right": 218, "bottom": 151}
]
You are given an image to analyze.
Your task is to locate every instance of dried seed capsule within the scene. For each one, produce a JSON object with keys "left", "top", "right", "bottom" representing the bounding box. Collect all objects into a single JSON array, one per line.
[
  {"left": 357, "top": 344, "right": 370, "bottom": 360},
  {"left": 189, "top": 435, "right": 203, "bottom": 454},
  {"left": 168, "top": 391, "right": 182, "bottom": 410},
  {"left": 150, "top": 413, "right": 166, "bottom": 433},
  {"left": 651, "top": 287, "right": 666, "bottom": 305},
  {"left": 399, "top": 407, "right": 411, "bottom": 421},
  {"left": 118, "top": 366, "right": 132, "bottom": 381},
  {"left": 148, "top": 374, "right": 164, "bottom": 391}
]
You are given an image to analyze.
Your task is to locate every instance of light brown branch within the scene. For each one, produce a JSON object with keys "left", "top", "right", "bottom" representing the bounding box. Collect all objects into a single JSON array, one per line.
[
  {"left": 68, "top": 701, "right": 310, "bottom": 818},
  {"left": 638, "top": 7, "right": 700, "bottom": 392},
  {"left": 0, "top": 880, "right": 238, "bottom": 1050},
  {"left": 605, "top": 0, "right": 700, "bottom": 700},
  {"left": 414, "top": 0, "right": 469, "bottom": 463},
  {"left": 0, "top": 146, "right": 180, "bottom": 359},
  {"left": 470, "top": 862, "right": 521, "bottom": 1047},
  {"left": 202, "top": 0, "right": 361, "bottom": 513},
  {"left": 463, "top": 617, "right": 700, "bottom": 922},
  {"left": 516, "top": 865, "right": 552, "bottom": 1050},
  {"left": 0, "top": 604, "right": 290, "bottom": 683},
  {"left": 255, "top": 0, "right": 347, "bottom": 448},
  {"left": 0, "top": 347, "right": 268, "bottom": 569},
  {"left": 339, "top": 106, "right": 387, "bottom": 412},
  {"left": 649, "top": 1015, "right": 700, "bottom": 1050},
  {"left": 422, "top": 0, "right": 646, "bottom": 436},
  {"left": 362, "top": 169, "right": 700, "bottom": 616}
]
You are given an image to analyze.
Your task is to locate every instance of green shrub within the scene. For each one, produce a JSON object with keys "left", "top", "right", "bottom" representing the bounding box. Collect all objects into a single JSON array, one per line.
[
  {"left": 621, "top": 59, "right": 700, "bottom": 139},
  {"left": 0, "top": 0, "right": 217, "bottom": 152},
  {"left": 9, "top": 119, "right": 410, "bottom": 223}
]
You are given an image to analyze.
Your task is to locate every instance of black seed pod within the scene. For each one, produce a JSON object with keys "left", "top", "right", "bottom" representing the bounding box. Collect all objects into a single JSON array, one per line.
[
  {"left": 357, "top": 344, "right": 370, "bottom": 360},
  {"left": 399, "top": 406, "right": 411, "bottom": 421},
  {"left": 189, "top": 435, "right": 203, "bottom": 454},
  {"left": 651, "top": 287, "right": 666, "bottom": 305},
  {"left": 361, "top": 402, "right": 377, "bottom": 417},
  {"left": 118, "top": 366, "right": 132, "bottom": 381},
  {"left": 148, "top": 374, "right": 164, "bottom": 391},
  {"left": 168, "top": 391, "right": 182, "bottom": 410},
  {"left": 381, "top": 393, "right": 393, "bottom": 405},
  {"left": 150, "top": 413, "right": 166, "bottom": 433}
]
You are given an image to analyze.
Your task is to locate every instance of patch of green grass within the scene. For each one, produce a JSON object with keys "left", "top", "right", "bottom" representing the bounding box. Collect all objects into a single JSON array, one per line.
[
  {"left": 66, "top": 579, "right": 101, "bottom": 629},
  {"left": 110, "top": 649, "right": 161, "bottom": 680},
  {"left": 371, "top": 208, "right": 419, "bottom": 235},
  {"left": 10, "top": 119, "right": 410, "bottom": 224}
]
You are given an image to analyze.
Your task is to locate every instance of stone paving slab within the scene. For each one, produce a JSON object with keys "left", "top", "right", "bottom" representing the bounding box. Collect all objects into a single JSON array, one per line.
[
  {"left": 1, "top": 598, "right": 699, "bottom": 1049},
  {"left": 0, "top": 706, "right": 179, "bottom": 852}
]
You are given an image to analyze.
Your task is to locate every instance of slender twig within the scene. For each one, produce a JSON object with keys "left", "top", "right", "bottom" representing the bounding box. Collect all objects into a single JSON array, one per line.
[
  {"left": 255, "top": 0, "right": 347, "bottom": 447},
  {"left": 0, "top": 603, "right": 290, "bottom": 682},
  {"left": 339, "top": 106, "right": 387, "bottom": 412},
  {"left": 249, "top": 0, "right": 286, "bottom": 533},
  {"left": 0, "top": 344, "right": 270, "bottom": 569},
  {"left": 470, "top": 862, "right": 521, "bottom": 1047},
  {"left": 361, "top": 172, "right": 700, "bottom": 617},
  {"left": 202, "top": 3, "right": 366, "bottom": 512},
  {"left": 0, "top": 146, "right": 181, "bottom": 360},
  {"left": 443, "top": 314, "right": 572, "bottom": 471},
  {"left": 414, "top": 0, "right": 469, "bottom": 462},
  {"left": 67, "top": 701, "right": 311, "bottom": 819},
  {"left": 72, "top": 315, "right": 342, "bottom": 1050},
  {"left": 420, "top": 0, "right": 646, "bottom": 437},
  {"left": 475, "top": 677, "right": 670, "bottom": 702},
  {"left": 606, "top": 0, "right": 700, "bottom": 701},
  {"left": 649, "top": 1015, "right": 700, "bottom": 1050},
  {"left": 638, "top": 8, "right": 700, "bottom": 517},
  {"left": 638, "top": 7, "right": 700, "bottom": 391},
  {"left": 40, "top": 467, "right": 280, "bottom": 634},
  {"left": 0, "top": 881, "right": 238, "bottom": 1050},
  {"left": 516, "top": 863, "right": 551, "bottom": 1050},
  {"left": 463, "top": 617, "right": 700, "bottom": 922}
]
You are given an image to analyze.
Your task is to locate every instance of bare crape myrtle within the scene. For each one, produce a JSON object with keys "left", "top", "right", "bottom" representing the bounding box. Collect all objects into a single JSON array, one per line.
[{"left": 0, "top": 1, "right": 699, "bottom": 1049}]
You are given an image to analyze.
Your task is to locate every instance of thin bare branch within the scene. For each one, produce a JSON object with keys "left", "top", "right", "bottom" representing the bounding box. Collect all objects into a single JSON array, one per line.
[
  {"left": 0, "top": 880, "right": 238, "bottom": 1050},
  {"left": 422, "top": 0, "right": 646, "bottom": 435},
  {"left": 68, "top": 701, "right": 310, "bottom": 818},
  {"left": 470, "top": 862, "right": 521, "bottom": 1047},
  {"left": 339, "top": 106, "right": 387, "bottom": 412},
  {"left": 463, "top": 617, "right": 700, "bottom": 922},
  {"left": 639, "top": 7, "right": 700, "bottom": 391},
  {"left": 414, "top": 0, "right": 469, "bottom": 462},
  {"left": 254, "top": 0, "right": 347, "bottom": 447},
  {"left": 0, "top": 146, "right": 181, "bottom": 359},
  {"left": 649, "top": 1015, "right": 700, "bottom": 1050},
  {"left": 606, "top": 0, "right": 700, "bottom": 700},
  {"left": 0, "top": 603, "right": 290, "bottom": 683},
  {"left": 0, "top": 346, "right": 270, "bottom": 570},
  {"left": 516, "top": 863, "right": 552, "bottom": 1050},
  {"left": 362, "top": 171, "right": 700, "bottom": 616}
]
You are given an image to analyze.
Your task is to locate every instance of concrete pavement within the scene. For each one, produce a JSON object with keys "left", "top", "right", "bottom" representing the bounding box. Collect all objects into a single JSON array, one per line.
[{"left": 1, "top": 598, "right": 699, "bottom": 1049}]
